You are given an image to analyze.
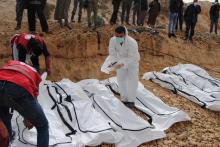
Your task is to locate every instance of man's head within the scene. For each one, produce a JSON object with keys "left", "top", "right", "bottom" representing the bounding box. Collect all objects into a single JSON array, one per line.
[
  {"left": 215, "top": 0, "right": 218, "bottom": 3},
  {"left": 115, "top": 26, "right": 126, "bottom": 44},
  {"left": 28, "top": 38, "right": 43, "bottom": 57}
]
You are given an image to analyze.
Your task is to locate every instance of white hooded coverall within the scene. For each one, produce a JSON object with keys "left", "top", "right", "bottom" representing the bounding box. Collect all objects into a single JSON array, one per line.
[{"left": 103, "top": 29, "right": 140, "bottom": 103}]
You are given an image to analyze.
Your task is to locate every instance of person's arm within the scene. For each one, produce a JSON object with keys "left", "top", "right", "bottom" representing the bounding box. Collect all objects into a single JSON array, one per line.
[
  {"left": 45, "top": 56, "right": 51, "bottom": 75},
  {"left": 197, "top": 5, "right": 201, "bottom": 14},
  {"left": 17, "top": 44, "right": 27, "bottom": 62},
  {"left": 42, "top": 42, "right": 51, "bottom": 75}
]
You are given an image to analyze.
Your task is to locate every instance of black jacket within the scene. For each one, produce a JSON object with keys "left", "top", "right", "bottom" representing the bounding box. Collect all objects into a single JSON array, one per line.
[
  {"left": 134, "top": 0, "right": 148, "bottom": 11},
  {"left": 169, "top": 0, "right": 180, "bottom": 13},
  {"left": 184, "top": 3, "right": 201, "bottom": 23},
  {"left": 210, "top": 3, "right": 220, "bottom": 18}
]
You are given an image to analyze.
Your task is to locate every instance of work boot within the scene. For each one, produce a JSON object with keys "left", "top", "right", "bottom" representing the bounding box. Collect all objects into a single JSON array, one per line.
[
  {"left": 78, "top": 15, "right": 81, "bottom": 23},
  {"left": 71, "top": 14, "right": 75, "bottom": 22},
  {"left": 14, "top": 24, "right": 21, "bottom": 30},
  {"left": 58, "top": 19, "right": 64, "bottom": 27},
  {"left": 171, "top": 33, "right": 176, "bottom": 38},
  {"left": 168, "top": 33, "right": 172, "bottom": 38}
]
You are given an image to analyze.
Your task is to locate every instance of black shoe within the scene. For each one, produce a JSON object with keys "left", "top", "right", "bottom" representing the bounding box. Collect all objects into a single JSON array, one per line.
[
  {"left": 171, "top": 33, "right": 176, "bottom": 38},
  {"left": 78, "top": 16, "right": 81, "bottom": 23},
  {"left": 168, "top": 33, "right": 172, "bottom": 38},
  {"left": 15, "top": 24, "right": 21, "bottom": 30},
  {"left": 71, "top": 14, "right": 75, "bottom": 22},
  {"left": 65, "top": 23, "right": 72, "bottom": 30},
  {"left": 122, "top": 101, "right": 135, "bottom": 109}
]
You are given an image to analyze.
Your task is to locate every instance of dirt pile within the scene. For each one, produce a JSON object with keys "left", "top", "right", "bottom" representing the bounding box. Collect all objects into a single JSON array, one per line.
[{"left": 0, "top": 0, "right": 219, "bottom": 146}]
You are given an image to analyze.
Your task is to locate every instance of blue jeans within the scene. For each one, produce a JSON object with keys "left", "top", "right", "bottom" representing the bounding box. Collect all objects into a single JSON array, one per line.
[
  {"left": 0, "top": 81, "right": 49, "bottom": 147},
  {"left": 168, "top": 12, "right": 178, "bottom": 34}
]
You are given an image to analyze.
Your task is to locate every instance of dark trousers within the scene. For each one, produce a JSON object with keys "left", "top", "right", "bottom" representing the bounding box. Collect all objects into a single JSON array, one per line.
[
  {"left": 185, "top": 22, "right": 196, "bottom": 40},
  {"left": 0, "top": 81, "right": 49, "bottom": 147},
  {"left": 16, "top": 0, "right": 26, "bottom": 26},
  {"left": 176, "top": 12, "right": 183, "bottom": 31},
  {"left": 31, "top": 56, "right": 40, "bottom": 72},
  {"left": 110, "top": 0, "right": 122, "bottom": 24},
  {"left": 87, "top": 0, "right": 98, "bottom": 27},
  {"left": 210, "top": 16, "right": 219, "bottom": 34},
  {"left": 121, "top": 0, "right": 133, "bottom": 24},
  {"left": 28, "top": 4, "right": 49, "bottom": 32},
  {"left": 72, "top": 0, "right": 83, "bottom": 21}
]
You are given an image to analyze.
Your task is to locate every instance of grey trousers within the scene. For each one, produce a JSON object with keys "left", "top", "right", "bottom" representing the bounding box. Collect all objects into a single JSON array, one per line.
[{"left": 87, "top": 0, "right": 98, "bottom": 27}]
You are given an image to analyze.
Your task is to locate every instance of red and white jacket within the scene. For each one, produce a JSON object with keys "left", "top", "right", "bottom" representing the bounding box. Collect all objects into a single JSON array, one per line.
[
  {"left": 11, "top": 33, "right": 45, "bottom": 60},
  {"left": 0, "top": 60, "right": 42, "bottom": 98}
]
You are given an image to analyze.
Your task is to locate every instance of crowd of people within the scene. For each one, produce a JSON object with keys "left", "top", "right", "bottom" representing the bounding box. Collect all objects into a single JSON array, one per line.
[
  {"left": 15, "top": 0, "right": 219, "bottom": 39},
  {"left": 15, "top": 0, "right": 220, "bottom": 38}
]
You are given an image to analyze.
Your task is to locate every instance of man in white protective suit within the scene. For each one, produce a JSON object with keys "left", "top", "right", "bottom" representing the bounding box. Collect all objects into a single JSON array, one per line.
[{"left": 103, "top": 26, "right": 140, "bottom": 108}]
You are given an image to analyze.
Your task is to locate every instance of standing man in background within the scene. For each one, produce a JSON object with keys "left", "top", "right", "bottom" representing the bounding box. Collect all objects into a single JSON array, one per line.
[
  {"left": 87, "top": 0, "right": 98, "bottom": 29},
  {"left": 54, "top": 0, "right": 72, "bottom": 29},
  {"left": 176, "top": 0, "right": 184, "bottom": 31},
  {"left": 168, "top": 0, "right": 180, "bottom": 38},
  {"left": 121, "top": 0, "right": 133, "bottom": 25},
  {"left": 71, "top": 0, "right": 83, "bottom": 23},
  {"left": 133, "top": 0, "right": 148, "bottom": 26},
  {"left": 15, "top": 0, "right": 27, "bottom": 30},
  {"left": 28, "top": 0, "right": 49, "bottom": 33},
  {"left": 184, "top": 0, "right": 201, "bottom": 41},
  {"left": 147, "top": 0, "right": 161, "bottom": 28},
  {"left": 110, "top": 0, "right": 122, "bottom": 25},
  {"left": 210, "top": 0, "right": 220, "bottom": 34}
]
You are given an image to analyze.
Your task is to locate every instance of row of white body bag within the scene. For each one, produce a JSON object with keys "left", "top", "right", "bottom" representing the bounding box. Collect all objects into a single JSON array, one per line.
[
  {"left": 144, "top": 64, "right": 220, "bottom": 111},
  {"left": 11, "top": 76, "right": 190, "bottom": 147}
]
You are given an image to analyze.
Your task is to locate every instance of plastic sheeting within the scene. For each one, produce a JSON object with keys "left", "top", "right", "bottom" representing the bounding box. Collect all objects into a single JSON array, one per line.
[
  {"left": 100, "top": 77, "right": 190, "bottom": 131},
  {"left": 78, "top": 79, "right": 166, "bottom": 147},
  {"left": 143, "top": 64, "right": 220, "bottom": 111},
  {"left": 11, "top": 79, "right": 166, "bottom": 147},
  {"left": 11, "top": 80, "right": 123, "bottom": 147}
]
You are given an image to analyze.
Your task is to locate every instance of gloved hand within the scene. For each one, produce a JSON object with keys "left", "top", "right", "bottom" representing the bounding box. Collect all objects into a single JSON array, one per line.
[
  {"left": 23, "top": 119, "right": 34, "bottom": 130},
  {"left": 114, "top": 64, "right": 124, "bottom": 70}
]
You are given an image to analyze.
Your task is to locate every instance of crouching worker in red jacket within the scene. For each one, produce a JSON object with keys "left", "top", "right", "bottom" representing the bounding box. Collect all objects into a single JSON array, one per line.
[
  {"left": 11, "top": 33, "right": 51, "bottom": 75},
  {"left": 0, "top": 60, "right": 49, "bottom": 147}
]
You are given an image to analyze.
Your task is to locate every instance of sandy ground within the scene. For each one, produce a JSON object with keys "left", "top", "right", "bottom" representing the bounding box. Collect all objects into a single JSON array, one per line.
[{"left": 0, "top": 0, "right": 220, "bottom": 146}]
